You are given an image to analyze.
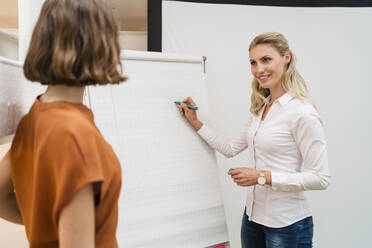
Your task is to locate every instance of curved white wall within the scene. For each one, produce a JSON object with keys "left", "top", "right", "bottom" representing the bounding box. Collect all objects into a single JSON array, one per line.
[{"left": 163, "top": 2, "right": 372, "bottom": 247}]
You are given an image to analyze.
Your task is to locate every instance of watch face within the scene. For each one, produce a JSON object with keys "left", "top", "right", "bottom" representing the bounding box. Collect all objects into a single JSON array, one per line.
[{"left": 258, "top": 176, "right": 266, "bottom": 185}]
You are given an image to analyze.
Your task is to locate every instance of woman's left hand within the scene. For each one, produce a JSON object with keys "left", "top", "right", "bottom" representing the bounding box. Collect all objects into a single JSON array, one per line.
[{"left": 228, "top": 168, "right": 260, "bottom": 187}]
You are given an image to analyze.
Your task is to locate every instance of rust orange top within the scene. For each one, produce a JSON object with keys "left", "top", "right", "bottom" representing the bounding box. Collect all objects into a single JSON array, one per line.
[{"left": 10, "top": 97, "right": 122, "bottom": 248}]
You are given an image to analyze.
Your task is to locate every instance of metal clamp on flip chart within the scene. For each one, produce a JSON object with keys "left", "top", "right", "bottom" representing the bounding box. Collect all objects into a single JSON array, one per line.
[{"left": 203, "top": 56, "right": 207, "bottom": 73}]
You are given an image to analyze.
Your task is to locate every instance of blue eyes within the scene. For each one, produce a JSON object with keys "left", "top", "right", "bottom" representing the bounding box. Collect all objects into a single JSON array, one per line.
[{"left": 250, "top": 57, "right": 271, "bottom": 66}]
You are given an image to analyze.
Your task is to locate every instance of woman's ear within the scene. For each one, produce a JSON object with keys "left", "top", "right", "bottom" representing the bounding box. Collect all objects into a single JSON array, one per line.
[
  {"left": 285, "top": 52, "right": 291, "bottom": 65},
  {"left": 284, "top": 52, "right": 292, "bottom": 65}
]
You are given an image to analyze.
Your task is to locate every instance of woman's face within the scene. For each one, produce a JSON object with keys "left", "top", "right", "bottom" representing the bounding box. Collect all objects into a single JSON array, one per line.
[{"left": 249, "top": 44, "right": 290, "bottom": 90}]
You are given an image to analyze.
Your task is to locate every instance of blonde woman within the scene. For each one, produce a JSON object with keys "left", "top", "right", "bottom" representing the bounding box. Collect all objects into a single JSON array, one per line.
[
  {"left": 180, "top": 32, "right": 330, "bottom": 248},
  {"left": 0, "top": 0, "right": 126, "bottom": 247}
]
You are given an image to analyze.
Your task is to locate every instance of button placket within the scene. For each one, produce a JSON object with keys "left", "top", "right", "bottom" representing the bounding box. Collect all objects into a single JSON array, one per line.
[{"left": 247, "top": 116, "right": 262, "bottom": 219}]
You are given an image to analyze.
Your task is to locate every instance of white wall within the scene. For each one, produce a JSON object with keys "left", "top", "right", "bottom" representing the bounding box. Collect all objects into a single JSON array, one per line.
[
  {"left": 163, "top": 2, "right": 372, "bottom": 247},
  {"left": 0, "top": 29, "right": 18, "bottom": 60},
  {"left": 18, "top": 0, "right": 45, "bottom": 61}
]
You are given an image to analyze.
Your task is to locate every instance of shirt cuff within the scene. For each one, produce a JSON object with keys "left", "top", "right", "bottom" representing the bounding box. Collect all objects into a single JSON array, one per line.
[
  {"left": 271, "top": 172, "right": 286, "bottom": 191},
  {"left": 197, "top": 124, "right": 216, "bottom": 141}
]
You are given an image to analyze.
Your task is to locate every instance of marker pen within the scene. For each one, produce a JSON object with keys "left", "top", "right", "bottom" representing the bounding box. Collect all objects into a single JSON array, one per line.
[{"left": 174, "top": 101, "right": 198, "bottom": 110}]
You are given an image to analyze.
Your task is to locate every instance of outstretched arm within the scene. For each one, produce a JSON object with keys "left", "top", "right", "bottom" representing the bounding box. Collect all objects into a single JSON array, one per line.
[{"left": 180, "top": 96, "right": 251, "bottom": 158}]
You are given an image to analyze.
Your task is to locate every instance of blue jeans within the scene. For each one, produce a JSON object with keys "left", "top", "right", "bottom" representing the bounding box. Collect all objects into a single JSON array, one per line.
[{"left": 241, "top": 209, "right": 313, "bottom": 248}]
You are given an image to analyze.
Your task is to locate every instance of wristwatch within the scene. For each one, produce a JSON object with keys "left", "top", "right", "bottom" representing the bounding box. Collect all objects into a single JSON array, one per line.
[{"left": 257, "top": 171, "right": 266, "bottom": 185}]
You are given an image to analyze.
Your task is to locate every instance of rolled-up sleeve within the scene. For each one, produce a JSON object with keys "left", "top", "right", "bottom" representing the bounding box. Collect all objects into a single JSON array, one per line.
[{"left": 271, "top": 109, "right": 331, "bottom": 191}]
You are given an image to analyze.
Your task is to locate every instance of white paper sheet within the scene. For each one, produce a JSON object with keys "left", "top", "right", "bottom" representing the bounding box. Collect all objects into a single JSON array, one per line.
[{"left": 88, "top": 51, "right": 229, "bottom": 247}]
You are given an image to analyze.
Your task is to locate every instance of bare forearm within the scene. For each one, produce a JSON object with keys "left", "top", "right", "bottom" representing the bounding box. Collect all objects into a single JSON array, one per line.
[{"left": 0, "top": 194, "right": 23, "bottom": 225}]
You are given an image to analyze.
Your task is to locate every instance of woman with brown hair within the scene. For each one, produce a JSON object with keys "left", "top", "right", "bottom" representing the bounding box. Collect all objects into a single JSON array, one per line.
[
  {"left": 179, "top": 32, "right": 330, "bottom": 247},
  {"left": 0, "top": 0, "right": 126, "bottom": 247}
]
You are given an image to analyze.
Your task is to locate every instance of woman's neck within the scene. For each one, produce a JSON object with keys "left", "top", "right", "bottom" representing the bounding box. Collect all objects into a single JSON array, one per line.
[
  {"left": 40, "top": 85, "right": 85, "bottom": 104},
  {"left": 269, "top": 83, "right": 286, "bottom": 102}
]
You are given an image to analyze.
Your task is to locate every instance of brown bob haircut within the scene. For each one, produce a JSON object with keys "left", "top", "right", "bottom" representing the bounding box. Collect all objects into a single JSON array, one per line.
[{"left": 24, "top": 0, "right": 127, "bottom": 86}]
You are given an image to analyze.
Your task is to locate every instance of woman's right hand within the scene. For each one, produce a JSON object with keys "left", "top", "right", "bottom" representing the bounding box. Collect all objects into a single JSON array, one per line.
[{"left": 179, "top": 97, "right": 203, "bottom": 131}]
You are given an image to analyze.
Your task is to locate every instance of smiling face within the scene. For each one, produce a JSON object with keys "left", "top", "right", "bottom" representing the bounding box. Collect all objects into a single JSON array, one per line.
[{"left": 249, "top": 44, "right": 291, "bottom": 91}]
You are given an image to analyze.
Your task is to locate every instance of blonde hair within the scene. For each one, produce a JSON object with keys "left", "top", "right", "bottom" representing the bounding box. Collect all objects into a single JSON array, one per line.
[
  {"left": 249, "top": 32, "right": 315, "bottom": 116},
  {"left": 24, "top": 0, "right": 127, "bottom": 86}
]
